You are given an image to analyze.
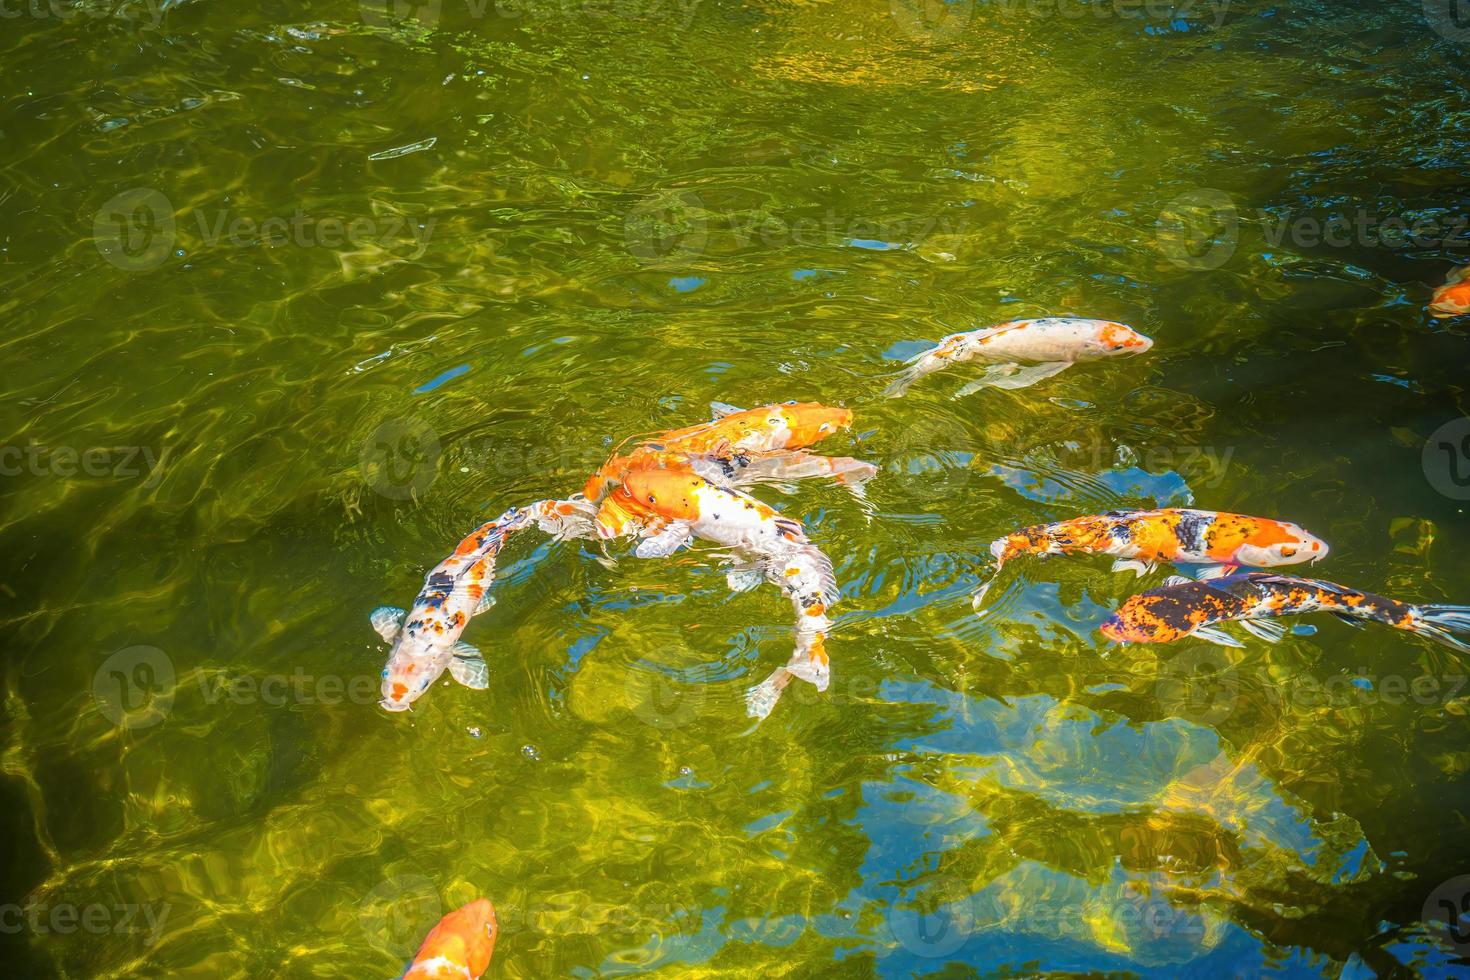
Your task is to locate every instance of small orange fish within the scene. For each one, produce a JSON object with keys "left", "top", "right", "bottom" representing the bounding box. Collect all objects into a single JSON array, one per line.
[
  {"left": 403, "top": 899, "right": 498, "bottom": 980},
  {"left": 1430, "top": 266, "right": 1470, "bottom": 319}
]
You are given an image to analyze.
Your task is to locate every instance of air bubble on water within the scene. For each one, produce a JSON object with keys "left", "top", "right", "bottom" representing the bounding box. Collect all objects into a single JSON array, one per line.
[
  {"left": 467, "top": 726, "right": 482, "bottom": 738},
  {"left": 679, "top": 766, "right": 692, "bottom": 777},
  {"left": 521, "top": 744, "right": 540, "bottom": 760}
]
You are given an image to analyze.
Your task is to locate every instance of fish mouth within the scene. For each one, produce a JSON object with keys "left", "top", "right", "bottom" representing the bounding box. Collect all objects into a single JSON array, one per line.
[{"left": 379, "top": 698, "right": 411, "bottom": 713}]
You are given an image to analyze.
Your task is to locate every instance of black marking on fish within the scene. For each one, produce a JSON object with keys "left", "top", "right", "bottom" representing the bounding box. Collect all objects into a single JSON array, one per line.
[{"left": 1175, "top": 511, "right": 1212, "bottom": 555}]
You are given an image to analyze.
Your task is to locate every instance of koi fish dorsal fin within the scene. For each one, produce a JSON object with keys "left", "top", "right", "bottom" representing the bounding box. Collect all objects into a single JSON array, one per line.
[{"left": 710, "top": 401, "right": 745, "bottom": 419}]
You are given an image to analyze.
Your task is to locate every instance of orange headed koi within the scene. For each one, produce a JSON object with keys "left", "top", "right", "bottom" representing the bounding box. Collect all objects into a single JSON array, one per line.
[
  {"left": 402, "top": 898, "right": 498, "bottom": 980},
  {"left": 1101, "top": 572, "right": 1470, "bottom": 652},
  {"left": 372, "top": 498, "right": 595, "bottom": 713},
  {"left": 582, "top": 401, "right": 873, "bottom": 505},
  {"left": 1430, "top": 265, "right": 1470, "bottom": 319},
  {"left": 598, "top": 464, "right": 840, "bottom": 719},
  {"left": 883, "top": 317, "right": 1153, "bottom": 398},
  {"left": 974, "top": 508, "right": 1328, "bottom": 611}
]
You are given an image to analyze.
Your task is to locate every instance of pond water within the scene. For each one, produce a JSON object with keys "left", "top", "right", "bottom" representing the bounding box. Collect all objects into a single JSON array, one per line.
[{"left": 3, "top": 0, "right": 1470, "bottom": 976}]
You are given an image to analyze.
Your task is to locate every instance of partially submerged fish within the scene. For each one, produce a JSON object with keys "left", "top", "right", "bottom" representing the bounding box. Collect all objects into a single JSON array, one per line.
[
  {"left": 595, "top": 463, "right": 840, "bottom": 719},
  {"left": 402, "top": 898, "right": 497, "bottom": 980},
  {"left": 1101, "top": 572, "right": 1470, "bottom": 651},
  {"left": 583, "top": 401, "right": 874, "bottom": 504},
  {"left": 975, "top": 508, "right": 1328, "bottom": 609},
  {"left": 883, "top": 317, "right": 1153, "bottom": 398},
  {"left": 372, "top": 499, "right": 594, "bottom": 712},
  {"left": 1430, "top": 265, "right": 1470, "bottom": 319}
]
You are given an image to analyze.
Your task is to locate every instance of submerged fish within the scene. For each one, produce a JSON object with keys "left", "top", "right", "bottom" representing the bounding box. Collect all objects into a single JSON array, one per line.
[
  {"left": 883, "top": 317, "right": 1153, "bottom": 398},
  {"left": 372, "top": 499, "right": 594, "bottom": 712},
  {"left": 596, "top": 463, "right": 839, "bottom": 719},
  {"left": 975, "top": 508, "right": 1328, "bottom": 609},
  {"left": 402, "top": 899, "right": 497, "bottom": 980},
  {"left": 1100, "top": 572, "right": 1470, "bottom": 651},
  {"left": 583, "top": 401, "right": 873, "bottom": 504},
  {"left": 1430, "top": 266, "right": 1470, "bottom": 319}
]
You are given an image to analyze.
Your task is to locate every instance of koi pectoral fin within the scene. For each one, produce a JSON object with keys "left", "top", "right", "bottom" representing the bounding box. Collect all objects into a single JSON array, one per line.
[
  {"left": 370, "top": 606, "right": 407, "bottom": 643},
  {"left": 448, "top": 642, "right": 489, "bottom": 689},
  {"left": 1111, "top": 558, "right": 1157, "bottom": 578},
  {"left": 634, "top": 522, "right": 694, "bottom": 559},
  {"left": 1238, "top": 618, "right": 1287, "bottom": 643},
  {"left": 1194, "top": 563, "right": 1238, "bottom": 581},
  {"left": 726, "top": 564, "right": 764, "bottom": 593},
  {"left": 953, "top": 361, "right": 1071, "bottom": 397},
  {"left": 1191, "top": 626, "right": 1247, "bottom": 648}
]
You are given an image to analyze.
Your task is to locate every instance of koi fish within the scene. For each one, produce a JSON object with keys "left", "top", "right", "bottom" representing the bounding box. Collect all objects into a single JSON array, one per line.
[
  {"left": 402, "top": 898, "right": 497, "bottom": 980},
  {"left": 372, "top": 499, "right": 595, "bottom": 712},
  {"left": 1101, "top": 572, "right": 1470, "bottom": 651},
  {"left": 974, "top": 508, "right": 1328, "bottom": 610},
  {"left": 1430, "top": 265, "right": 1470, "bottom": 319},
  {"left": 583, "top": 401, "right": 873, "bottom": 504},
  {"left": 883, "top": 317, "right": 1153, "bottom": 398},
  {"left": 596, "top": 464, "right": 839, "bottom": 719}
]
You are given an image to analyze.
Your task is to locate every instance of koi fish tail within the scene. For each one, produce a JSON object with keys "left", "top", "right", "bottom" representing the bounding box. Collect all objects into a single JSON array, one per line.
[
  {"left": 746, "top": 546, "right": 838, "bottom": 720},
  {"left": 1409, "top": 604, "right": 1470, "bottom": 654}
]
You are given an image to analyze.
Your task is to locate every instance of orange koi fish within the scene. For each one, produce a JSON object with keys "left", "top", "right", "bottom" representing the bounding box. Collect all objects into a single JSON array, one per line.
[
  {"left": 402, "top": 899, "right": 497, "bottom": 980},
  {"left": 975, "top": 508, "right": 1327, "bottom": 611},
  {"left": 883, "top": 317, "right": 1153, "bottom": 398},
  {"left": 1101, "top": 573, "right": 1470, "bottom": 651},
  {"left": 372, "top": 499, "right": 594, "bottom": 712},
  {"left": 1430, "top": 265, "right": 1470, "bottom": 319},
  {"left": 596, "top": 463, "right": 839, "bottom": 719},
  {"left": 583, "top": 401, "right": 872, "bottom": 504}
]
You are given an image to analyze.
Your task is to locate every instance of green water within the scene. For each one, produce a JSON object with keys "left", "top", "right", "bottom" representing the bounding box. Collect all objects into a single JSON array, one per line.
[{"left": 4, "top": 0, "right": 1470, "bottom": 976}]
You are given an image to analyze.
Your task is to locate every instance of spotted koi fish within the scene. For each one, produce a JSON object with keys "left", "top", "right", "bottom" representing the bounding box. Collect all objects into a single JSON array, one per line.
[
  {"left": 402, "top": 899, "right": 497, "bottom": 980},
  {"left": 974, "top": 508, "right": 1328, "bottom": 611},
  {"left": 583, "top": 401, "right": 874, "bottom": 505},
  {"left": 883, "top": 317, "right": 1153, "bottom": 398},
  {"left": 1101, "top": 572, "right": 1470, "bottom": 652},
  {"left": 1430, "top": 265, "right": 1470, "bottom": 319},
  {"left": 372, "top": 499, "right": 594, "bottom": 712},
  {"left": 595, "top": 463, "right": 840, "bottom": 719}
]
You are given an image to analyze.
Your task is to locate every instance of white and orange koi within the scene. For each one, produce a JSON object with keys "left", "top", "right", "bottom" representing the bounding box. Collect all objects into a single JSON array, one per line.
[
  {"left": 372, "top": 498, "right": 594, "bottom": 712},
  {"left": 595, "top": 463, "right": 840, "bottom": 719},
  {"left": 402, "top": 898, "right": 498, "bottom": 979},
  {"left": 583, "top": 401, "right": 874, "bottom": 504},
  {"left": 883, "top": 317, "right": 1153, "bottom": 398},
  {"left": 975, "top": 508, "right": 1328, "bottom": 611}
]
